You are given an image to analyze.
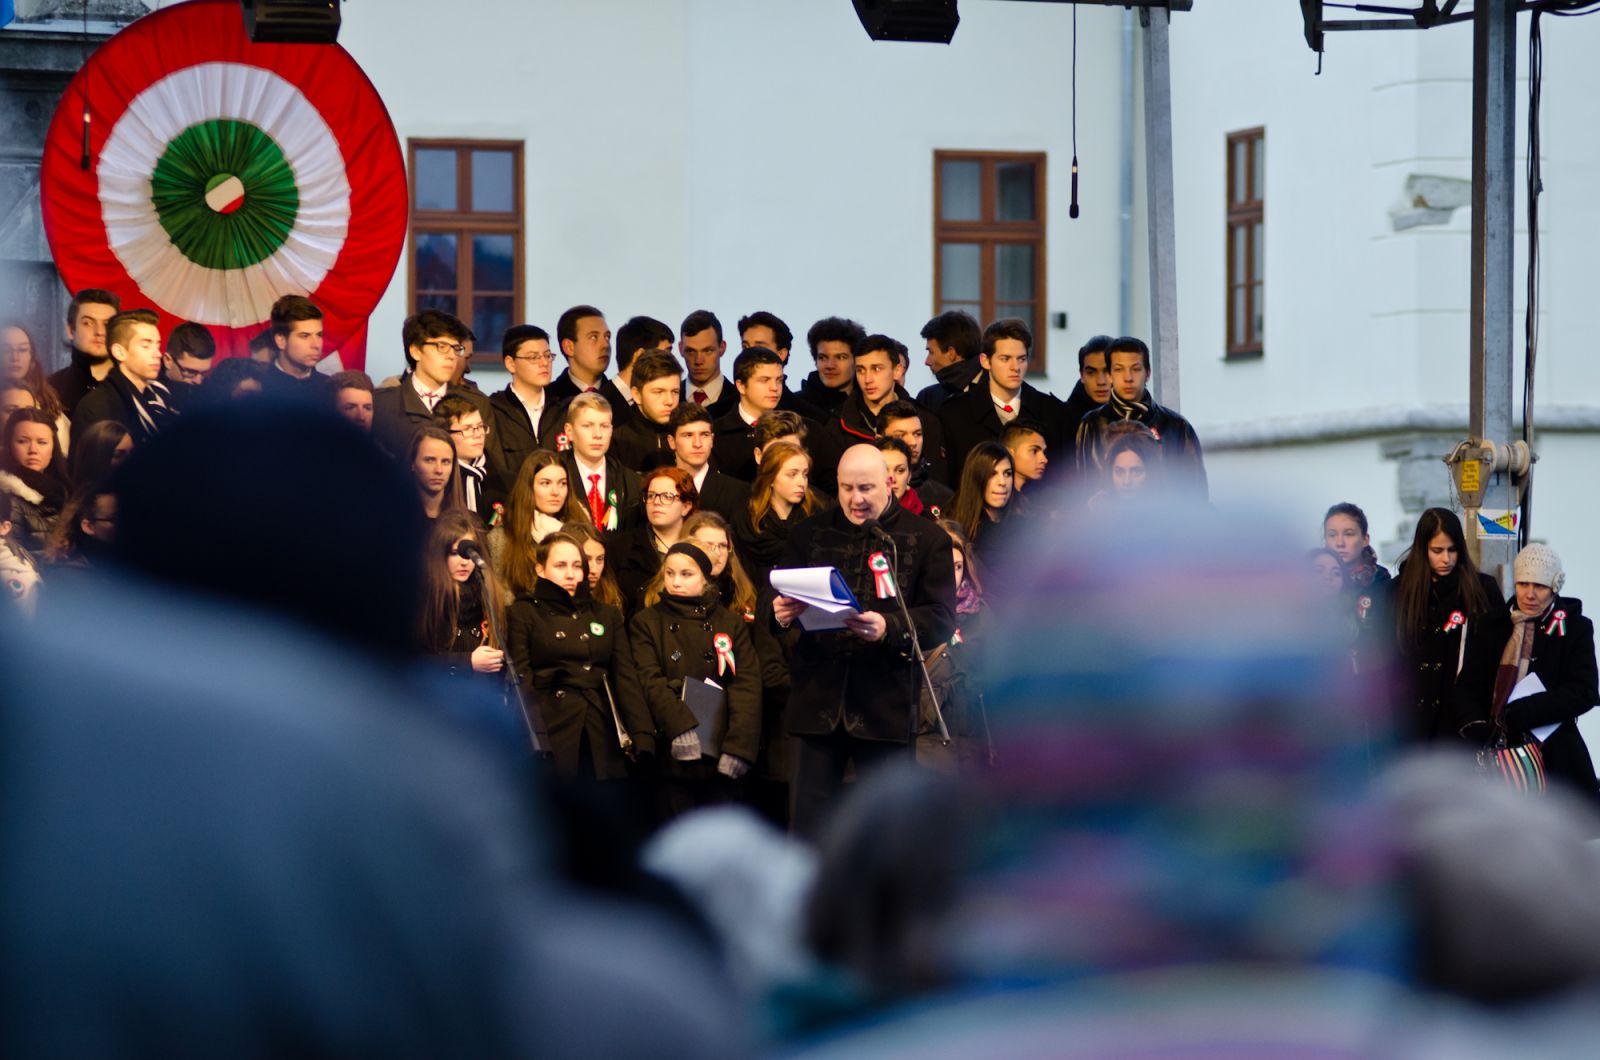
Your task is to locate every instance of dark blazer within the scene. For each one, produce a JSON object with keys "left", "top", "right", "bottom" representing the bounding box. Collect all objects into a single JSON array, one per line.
[
  {"left": 70, "top": 369, "right": 171, "bottom": 449},
  {"left": 487, "top": 385, "right": 564, "bottom": 487},
  {"left": 684, "top": 376, "right": 737, "bottom": 420},
  {"left": 1459, "top": 597, "right": 1599, "bottom": 799},
  {"left": 624, "top": 589, "right": 762, "bottom": 765},
  {"left": 258, "top": 365, "right": 331, "bottom": 405},
  {"left": 611, "top": 416, "right": 673, "bottom": 474},
  {"left": 810, "top": 388, "right": 947, "bottom": 495},
  {"left": 561, "top": 452, "right": 642, "bottom": 534},
  {"left": 506, "top": 578, "right": 648, "bottom": 775},
  {"left": 915, "top": 355, "right": 984, "bottom": 413},
  {"left": 710, "top": 408, "right": 761, "bottom": 482},
  {"left": 939, "top": 379, "right": 1068, "bottom": 489},
  {"left": 371, "top": 374, "right": 490, "bottom": 460},
  {"left": 695, "top": 471, "right": 751, "bottom": 529},
  {"left": 778, "top": 498, "right": 955, "bottom": 744},
  {"left": 47, "top": 348, "right": 104, "bottom": 417},
  {"left": 606, "top": 523, "right": 665, "bottom": 617},
  {"left": 778, "top": 385, "right": 825, "bottom": 422},
  {"left": 797, "top": 371, "right": 848, "bottom": 415}
]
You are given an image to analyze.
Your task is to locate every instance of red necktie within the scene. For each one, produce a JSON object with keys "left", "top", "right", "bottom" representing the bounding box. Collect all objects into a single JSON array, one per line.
[
  {"left": 584, "top": 386, "right": 598, "bottom": 393},
  {"left": 1002, "top": 404, "right": 1014, "bottom": 414},
  {"left": 586, "top": 474, "right": 604, "bottom": 527},
  {"left": 693, "top": 389, "right": 708, "bottom": 405}
]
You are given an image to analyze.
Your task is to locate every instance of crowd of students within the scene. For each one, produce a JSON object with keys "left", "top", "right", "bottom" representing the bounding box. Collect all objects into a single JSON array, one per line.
[{"left": 6, "top": 287, "right": 1594, "bottom": 832}]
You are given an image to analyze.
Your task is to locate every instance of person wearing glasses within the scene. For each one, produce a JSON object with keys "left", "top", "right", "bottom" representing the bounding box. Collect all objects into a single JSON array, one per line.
[
  {"left": 157, "top": 322, "right": 216, "bottom": 412},
  {"left": 259, "top": 295, "right": 331, "bottom": 403},
  {"left": 432, "top": 395, "right": 504, "bottom": 525},
  {"left": 489, "top": 325, "right": 565, "bottom": 486},
  {"left": 372, "top": 310, "right": 490, "bottom": 459},
  {"left": 610, "top": 466, "right": 698, "bottom": 616}
]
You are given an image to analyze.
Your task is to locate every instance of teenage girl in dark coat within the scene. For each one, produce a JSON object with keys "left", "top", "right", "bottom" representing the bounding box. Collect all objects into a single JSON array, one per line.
[
  {"left": 416, "top": 511, "right": 507, "bottom": 679},
  {"left": 734, "top": 442, "right": 824, "bottom": 591},
  {"left": 1391, "top": 508, "right": 1503, "bottom": 743},
  {"left": 625, "top": 542, "right": 762, "bottom": 822},
  {"left": 507, "top": 532, "right": 650, "bottom": 780}
]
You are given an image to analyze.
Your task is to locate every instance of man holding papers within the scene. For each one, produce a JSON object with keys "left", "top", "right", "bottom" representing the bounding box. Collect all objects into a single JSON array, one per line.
[{"left": 772, "top": 444, "right": 955, "bottom": 838}]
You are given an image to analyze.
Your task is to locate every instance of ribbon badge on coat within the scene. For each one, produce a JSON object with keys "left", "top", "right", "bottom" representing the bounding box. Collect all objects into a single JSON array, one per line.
[
  {"left": 555, "top": 431, "right": 570, "bottom": 452},
  {"left": 604, "top": 489, "right": 618, "bottom": 531},
  {"left": 869, "top": 551, "right": 897, "bottom": 599},
  {"left": 1444, "top": 610, "right": 1465, "bottom": 634},
  {"left": 1546, "top": 609, "right": 1568, "bottom": 637},
  {"left": 713, "top": 632, "right": 735, "bottom": 676},
  {"left": 1358, "top": 595, "right": 1372, "bottom": 622}
]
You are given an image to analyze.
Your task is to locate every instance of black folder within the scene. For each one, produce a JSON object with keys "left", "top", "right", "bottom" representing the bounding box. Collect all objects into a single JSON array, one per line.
[{"left": 681, "top": 677, "right": 726, "bottom": 758}]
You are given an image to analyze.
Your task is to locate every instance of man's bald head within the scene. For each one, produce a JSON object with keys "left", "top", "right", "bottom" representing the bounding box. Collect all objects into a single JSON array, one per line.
[{"left": 837, "top": 443, "right": 891, "bottom": 525}]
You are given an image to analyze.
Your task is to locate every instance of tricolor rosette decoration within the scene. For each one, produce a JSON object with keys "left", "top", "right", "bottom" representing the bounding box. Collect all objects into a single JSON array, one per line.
[{"left": 41, "top": 0, "right": 405, "bottom": 367}]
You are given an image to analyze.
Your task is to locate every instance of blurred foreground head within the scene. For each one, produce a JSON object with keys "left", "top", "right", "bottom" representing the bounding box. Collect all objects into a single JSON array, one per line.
[
  {"left": 960, "top": 499, "right": 1400, "bottom": 979},
  {"left": 110, "top": 402, "right": 425, "bottom": 657}
]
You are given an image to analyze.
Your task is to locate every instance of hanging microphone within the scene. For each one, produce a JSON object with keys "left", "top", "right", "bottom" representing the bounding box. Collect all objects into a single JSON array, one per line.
[
  {"left": 456, "top": 539, "right": 487, "bottom": 569},
  {"left": 1069, "top": 155, "right": 1080, "bottom": 219},
  {"left": 81, "top": 108, "right": 91, "bottom": 171}
]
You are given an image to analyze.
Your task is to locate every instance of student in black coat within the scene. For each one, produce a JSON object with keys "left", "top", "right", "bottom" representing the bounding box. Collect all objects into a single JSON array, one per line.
[
  {"left": 733, "top": 441, "right": 827, "bottom": 591},
  {"left": 667, "top": 403, "right": 751, "bottom": 528},
  {"left": 810, "top": 336, "right": 948, "bottom": 496},
  {"left": 1457, "top": 543, "right": 1599, "bottom": 802},
  {"left": 1390, "top": 509, "right": 1505, "bottom": 744},
  {"left": 624, "top": 542, "right": 763, "bottom": 823},
  {"left": 47, "top": 288, "right": 120, "bottom": 417},
  {"left": 709, "top": 346, "right": 803, "bottom": 483},
  {"left": 610, "top": 352, "right": 681, "bottom": 473},
  {"left": 609, "top": 466, "right": 697, "bottom": 615},
  {"left": 416, "top": 512, "right": 508, "bottom": 682},
  {"left": 938, "top": 318, "right": 1068, "bottom": 490},
  {"left": 1076, "top": 336, "right": 1206, "bottom": 499},
  {"left": 560, "top": 392, "right": 643, "bottom": 533},
  {"left": 70, "top": 310, "right": 177, "bottom": 450},
  {"left": 1057, "top": 335, "right": 1115, "bottom": 476},
  {"left": 488, "top": 324, "right": 565, "bottom": 489},
  {"left": 796, "top": 315, "right": 865, "bottom": 417},
  {"left": 773, "top": 444, "right": 956, "bottom": 838},
  {"left": 372, "top": 311, "right": 490, "bottom": 459},
  {"left": 679, "top": 309, "right": 738, "bottom": 420},
  {"left": 505, "top": 533, "right": 649, "bottom": 779},
  {"left": 913, "top": 309, "right": 984, "bottom": 412}
]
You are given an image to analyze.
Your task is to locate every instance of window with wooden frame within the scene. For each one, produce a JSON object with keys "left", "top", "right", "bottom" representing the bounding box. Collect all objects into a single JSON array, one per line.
[
  {"left": 933, "top": 150, "right": 1047, "bottom": 372},
  {"left": 408, "top": 140, "right": 523, "bottom": 365},
  {"left": 1226, "top": 127, "right": 1264, "bottom": 358}
]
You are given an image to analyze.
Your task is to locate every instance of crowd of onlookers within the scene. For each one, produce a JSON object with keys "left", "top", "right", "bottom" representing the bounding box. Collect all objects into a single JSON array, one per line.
[{"left": 7, "top": 287, "right": 1600, "bottom": 1052}]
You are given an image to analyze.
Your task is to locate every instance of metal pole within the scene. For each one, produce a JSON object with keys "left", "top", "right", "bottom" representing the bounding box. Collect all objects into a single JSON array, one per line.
[
  {"left": 1467, "top": 0, "right": 1517, "bottom": 584},
  {"left": 1119, "top": 8, "right": 1135, "bottom": 336},
  {"left": 1140, "top": 7, "right": 1180, "bottom": 409}
]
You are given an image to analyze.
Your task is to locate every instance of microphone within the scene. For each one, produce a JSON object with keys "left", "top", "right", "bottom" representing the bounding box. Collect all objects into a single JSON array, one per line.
[
  {"left": 456, "top": 539, "right": 487, "bottom": 569},
  {"left": 1069, "top": 155, "right": 1080, "bottom": 219},
  {"left": 861, "top": 518, "right": 894, "bottom": 544}
]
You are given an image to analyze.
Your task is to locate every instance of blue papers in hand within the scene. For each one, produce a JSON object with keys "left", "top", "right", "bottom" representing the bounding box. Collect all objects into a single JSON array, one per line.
[{"left": 769, "top": 566, "right": 863, "bottom": 632}]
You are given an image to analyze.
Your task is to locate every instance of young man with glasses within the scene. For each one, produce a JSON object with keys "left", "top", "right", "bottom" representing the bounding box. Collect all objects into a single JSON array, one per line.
[
  {"left": 488, "top": 324, "right": 564, "bottom": 486},
  {"left": 373, "top": 310, "right": 490, "bottom": 459},
  {"left": 937, "top": 317, "right": 1068, "bottom": 489},
  {"left": 158, "top": 322, "right": 216, "bottom": 412}
]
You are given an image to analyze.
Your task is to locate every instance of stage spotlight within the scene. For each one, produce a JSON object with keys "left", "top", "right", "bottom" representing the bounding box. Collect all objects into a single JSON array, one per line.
[
  {"left": 240, "top": 0, "right": 341, "bottom": 44},
  {"left": 851, "top": 0, "right": 960, "bottom": 44}
]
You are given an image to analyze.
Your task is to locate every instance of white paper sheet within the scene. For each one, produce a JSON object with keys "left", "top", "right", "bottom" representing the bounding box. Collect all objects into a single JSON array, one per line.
[
  {"left": 770, "top": 566, "right": 861, "bottom": 632},
  {"left": 1509, "top": 673, "right": 1560, "bottom": 742}
]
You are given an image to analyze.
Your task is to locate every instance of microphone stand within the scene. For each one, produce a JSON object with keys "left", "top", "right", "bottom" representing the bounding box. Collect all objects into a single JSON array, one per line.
[
  {"left": 872, "top": 527, "right": 949, "bottom": 748},
  {"left": 467, "top": 560, "right": 550, "bottom": 756}
]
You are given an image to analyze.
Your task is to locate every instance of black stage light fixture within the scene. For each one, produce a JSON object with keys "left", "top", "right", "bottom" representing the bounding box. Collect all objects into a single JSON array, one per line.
[
  {"left": 241, "top": 0, "right": 342, "bottom": 44},
  {"left": 852, "top": 0, "right": 960, "bottom": 44}
]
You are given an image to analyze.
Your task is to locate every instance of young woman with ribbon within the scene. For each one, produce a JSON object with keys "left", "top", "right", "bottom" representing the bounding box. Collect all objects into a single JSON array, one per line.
[
  {"left": 1391, "top": 508, "right": 1503, "bottom": 744},
  {"left": 624, "top": 540, "right": 762, "bottom": 824},
  {"left": 1457, "top": 543, "right": 1599, "bottom": 802}
]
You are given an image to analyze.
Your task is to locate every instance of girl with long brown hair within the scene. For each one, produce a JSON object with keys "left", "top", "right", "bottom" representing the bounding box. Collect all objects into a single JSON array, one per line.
[
  {"left": 559, "top": 519, "right": 626, "bottom": 611},
  {"left": 735, "top": 441, "right": 822, "bottom": 588},
  {"left": 491, "top": 449, "right": 588, "bottom": 594},
  {"left": 416, "top": 511, "right": 506, "bottom": 677}
]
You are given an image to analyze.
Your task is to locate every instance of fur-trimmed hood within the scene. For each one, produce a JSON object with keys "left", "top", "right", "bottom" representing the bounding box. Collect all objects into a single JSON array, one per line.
[{"left": 0, "top": 469, "right": 44, "bottom": 506}]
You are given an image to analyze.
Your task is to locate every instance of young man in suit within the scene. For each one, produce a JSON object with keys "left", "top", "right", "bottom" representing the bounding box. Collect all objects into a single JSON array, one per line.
[
  {"left": 561, "top": 392, "right": 641, "bottom": 532},
  {"left": 711, "top": 345, "right": 795, "bottom": 482},
  {"left": 670, "top": 403, "right": 749, "bottom": 527},
  {"left": 937, "top": 317, "right": 1068, "bottom": 489},
  {"left": 371, "top": 310, "right": 490, "bottom": 460},
  {"left": 488, "top": 324, "right": 564, "bottom": 487},
  {"left": 611, "top": 351, "right": 682, "bottom": 472},
  {"left": 679, "top": 309, "right": 737, "bottom": 420},
  {"left": 607, "top": 315, "right": 674, "bottom": 427},
  {"left": 545, "top": 305, "right": 612, "bottom": 407}
]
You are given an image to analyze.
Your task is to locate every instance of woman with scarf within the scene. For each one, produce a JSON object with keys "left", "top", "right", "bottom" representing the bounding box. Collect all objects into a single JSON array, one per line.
[
  {"left": 0, "top": 409, "right": 69, "bottom": 554},
  {"left": 1323, "top": 501, "right": 1392, "bottom": 675},
  {"left": 626, "top": 541, "right": 762, "bottom": 823},
  {"left": 1458, "top": 543, "right": 1598, "bottom": 801},
  {"left": 1391, "top": 508, "right": 1503, "bottom": 743}
]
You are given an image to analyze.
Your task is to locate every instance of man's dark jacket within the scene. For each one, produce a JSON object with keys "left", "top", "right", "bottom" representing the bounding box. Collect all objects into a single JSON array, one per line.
[
  {"left": 810, "top": 387, "right": 946, "bottom": 495},
  {"left": 1075, "top": 390, "right": 1208, "bottom": 499},
  {"left": 915, "top": 355, "right": 984, "bottom": 412},
  {"left": 487, "top": 385, "right": 564, "bottom": 486},
  {"left": 778, "top": 497, "right": 955, "bottom": 744},
  {"left": 371, "top": 374, "right": 490, "bottom": 460},
  {"left": 48, "top": 347, "right": 106, "bottom": 417},
  {"left": 937, "top": 377, "right": 1068, "bottom": 489}
]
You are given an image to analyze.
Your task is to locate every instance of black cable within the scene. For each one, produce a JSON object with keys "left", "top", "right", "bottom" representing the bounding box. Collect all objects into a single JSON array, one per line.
[
  {"left": 1521, "top": 10, "right": 1542, "bottom": 548},
  {"left": 1069, "top": 3, "right": 1079, "bottom": 219}
]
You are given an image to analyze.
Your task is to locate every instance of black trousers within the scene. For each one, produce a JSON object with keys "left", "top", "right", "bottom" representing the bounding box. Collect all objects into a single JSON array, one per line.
[{"left": 789, "top": 725, "right": 910, "bottom": 841}]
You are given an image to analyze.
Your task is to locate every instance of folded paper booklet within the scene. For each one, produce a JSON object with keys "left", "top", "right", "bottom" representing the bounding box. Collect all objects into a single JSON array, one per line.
[
  {"left": 1510, "top": 673, "right": 1560, "bottom": 743},
  {"left": 769, "top": 566, "right": 863, "bottom": 632},
  {"left": 681, "top": 676, "right": 725, "bottom": 758}
]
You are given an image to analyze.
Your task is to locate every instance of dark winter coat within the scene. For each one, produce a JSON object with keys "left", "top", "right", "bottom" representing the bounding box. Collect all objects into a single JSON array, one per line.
[
  {"left": 1058, "top": 380, "right": 1104, "bottom": 475},
  {"left": 734, "top": 504, "right": 807, "bottom": 592},
  {"left": 798, "top": 371, "right": 849, "bottom": 415},
  {"left": 486, "top": 385, "right": 564, "bottom": 487},
  {"left": 47, "top": 347, "right": 104, "bottom": 417},
  {"left": 1076, "top": 391, "right": 1207, "bottom": 499},
  {"left": 810, "top": 387, "right": 947, "bottom": 494},
  {"left": 0, "top": 469, "right": 64, "bottom": 554},
  {"left": 1459, "top": 597, "right": 1599, "bottom": 798},
  {"left": 695, "top": 471, "right": 752, "bottom": 529},
  {"left": 1395, "top": 566, "right": 1505, "bottom": 743},
  {"left": 371, "top": 373, "right": 490, "bottom": 460},
  {"left": 624, "top": 589, "right": 762, "bottom": 766},
  {"left": 611, "top": 415, "right": 673, "bottom": 474},
  {"left": 506, "top": 578, "right": 648, "bottom": 778},
  {"left": 607, "top": 523, "right": 667, "bottom": 617},
  {"left": 778, "top": 497, "right": 956, "bottom": 744},
  {"left": 70, "top": 368, "right": 174, "bottom": 449},
  {"left": 561, "top": 452, "right": 642, "bottom": 533},
  {"left": 939, "top": 378, "right": 1069, "bottom": 489},
  {"left": 710, "top": 407, "right": 762, "bottom": 483},
  {"left": 915, "top": 355, "right": 985, "bottom": 413}
]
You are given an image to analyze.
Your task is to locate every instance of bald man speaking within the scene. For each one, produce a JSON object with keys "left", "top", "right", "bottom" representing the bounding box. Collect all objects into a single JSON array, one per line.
[{"left": 773, "top": 443, "right": 955, "bottom": 837}]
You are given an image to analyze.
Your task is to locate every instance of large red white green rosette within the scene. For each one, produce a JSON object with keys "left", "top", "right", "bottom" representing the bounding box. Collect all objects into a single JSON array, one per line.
[{"left": 40, "top": 0, "right": 405, "bottom": 368}]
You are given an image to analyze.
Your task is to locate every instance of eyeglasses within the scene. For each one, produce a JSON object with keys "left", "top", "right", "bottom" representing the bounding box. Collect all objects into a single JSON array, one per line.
[
  {"left": 425, "top": 340, "right": 468, "bottom": 358},
  {"left": 449, "top": 423, "right": 488, "bottom": 437},
  {"left": 168, "top": 364, "right": 211, "bottom": 384},
  {"left": 514, "top": 352, "right": 555, "bottom": 365},
  {"left": 645, "top": 491, "right": 683, "bottom": 504},
  {"left": 695, "top": 541, "right": 730, "bottom": 553}
]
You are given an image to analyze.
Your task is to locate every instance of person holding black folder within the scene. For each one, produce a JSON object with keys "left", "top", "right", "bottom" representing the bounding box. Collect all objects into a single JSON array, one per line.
[
  {"left": 506, "top": 532, "right": 649, "bottom": 780},
  {"left": 772, "top": 444, "right": 956, "bottom": 839},
  {"left": 626, "top": 542, "right": 762, "bottom": 824}
]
